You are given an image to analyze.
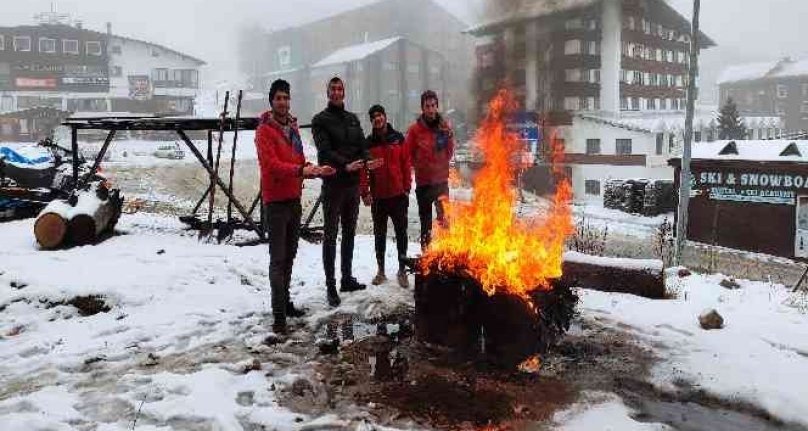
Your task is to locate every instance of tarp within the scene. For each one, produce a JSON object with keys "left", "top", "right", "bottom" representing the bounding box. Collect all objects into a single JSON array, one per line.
[{"left": 0, "top": 146, "right": 54, "bottom": 168}]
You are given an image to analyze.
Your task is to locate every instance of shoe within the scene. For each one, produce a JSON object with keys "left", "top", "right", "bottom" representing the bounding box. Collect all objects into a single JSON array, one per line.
[
  {"left": 371, "top": 272, "right": 387, "bottom": 286},
  {"left": 286, "top": 302, "right": 306, "bottom": 318},
  {"left": 327, "top": 284, "right": 341, "bottom": 307},
  {"left": 340, "top": 277, "right": 367, "bottom": 292},
  {"left": 397, "top": 270, "right": 409, "bottom": 288},
  {"left": 272, "top": 319, "right": 287, "bottom": 335}
]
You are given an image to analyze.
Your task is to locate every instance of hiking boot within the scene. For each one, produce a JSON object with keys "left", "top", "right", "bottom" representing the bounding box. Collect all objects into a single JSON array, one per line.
[
  {"left": 286, "top": 301, "right": 306, "bottom": 318},
  {"left": 340, "top": 277, "right": 367, "bottom": 292},
  {"left": 327, "top": 284, "right": 341, "bottom": 307},
  {"left": 371, "top": 271, "right": 387, "bottom": 286},
  {"left": 397, "top": 270, "right": 409, "bottom": 288},
  {"left": 272, "top": 319, "right": 287, "bottom": 335}
]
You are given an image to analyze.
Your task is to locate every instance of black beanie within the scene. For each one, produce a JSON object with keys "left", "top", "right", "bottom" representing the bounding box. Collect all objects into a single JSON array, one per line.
[
  {"left": 368, "top": 104, "right": 386, "bottom": 120},
  {"left": 268, "top": 79, "right": 291, "bottom": 105}
]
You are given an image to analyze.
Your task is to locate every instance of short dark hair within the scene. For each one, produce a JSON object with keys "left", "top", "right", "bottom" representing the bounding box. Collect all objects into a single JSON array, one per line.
[
  {"left": 368, "top": 104, "right": 386, "bottom": 120},
  {"left": 421, "top": 90, "right": 439, "bottom": 108},
  {"left": 327, "top": 76, "right": 344, "bottom": 90},
  {"left": 268, "top": 79, "right": 290, "bottom": 106}
]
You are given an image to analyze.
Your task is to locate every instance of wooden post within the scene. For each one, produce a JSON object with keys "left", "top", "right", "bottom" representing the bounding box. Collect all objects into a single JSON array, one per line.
[{"left": 71, "top": 126, "right": 78, "bottom": 189}]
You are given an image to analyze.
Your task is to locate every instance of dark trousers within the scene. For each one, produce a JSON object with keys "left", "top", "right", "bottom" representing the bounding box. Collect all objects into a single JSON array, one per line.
[
  {"left": 415, "top": 182, "right": 449, "bottom": 248},
  {"left": 264, "top": 200, "right": 302, "bottom": 322},
  {"left": 322, "top": 182, "right": 360, "bottom": 285},
  {"left": 371, "top": 194, "right": 409, "bottom": 272}
]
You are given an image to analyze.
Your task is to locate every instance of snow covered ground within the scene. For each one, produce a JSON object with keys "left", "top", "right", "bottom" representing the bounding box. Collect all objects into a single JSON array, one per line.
[{"left": 1, "top": 210, "right": 807, "bottom": 429}]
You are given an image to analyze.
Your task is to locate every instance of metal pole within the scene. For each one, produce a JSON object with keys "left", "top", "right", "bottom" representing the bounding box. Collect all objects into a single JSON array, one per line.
[{"left": 675, "top": 0, "right": 701, "bottom": 266}]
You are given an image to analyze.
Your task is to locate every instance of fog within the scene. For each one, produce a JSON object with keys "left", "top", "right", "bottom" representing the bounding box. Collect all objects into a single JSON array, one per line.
[{"left": 2, "top": 0, "right": 807, "bottom": 102}]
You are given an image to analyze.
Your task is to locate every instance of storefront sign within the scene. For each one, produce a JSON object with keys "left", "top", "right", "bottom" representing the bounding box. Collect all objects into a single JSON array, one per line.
[
  {"left": 11, "top": 63, "right": 109, "bottom": 91},
  {"left": 695, "top": 170, "right": 808, "bottom": 206},
  {"left": 128, "top": 75, "right": 153, "bottom": 101},
  {"left": 15, "top": 77, "right": 57, "bottom": 88}
]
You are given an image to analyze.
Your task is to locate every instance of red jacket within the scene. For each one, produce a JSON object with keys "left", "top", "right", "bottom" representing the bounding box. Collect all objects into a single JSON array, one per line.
[
  {"left": 360, "top": 124, "right": 412, "bottom": 200},
  {"left": 255, "top": 111, "right": 306, "bottom": 204},
  {"left": 406, "top": 116, "right": 455, "bottom": 187}
]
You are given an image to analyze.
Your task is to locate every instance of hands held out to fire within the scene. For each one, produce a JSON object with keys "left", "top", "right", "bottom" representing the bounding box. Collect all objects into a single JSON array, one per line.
[
  {"left": 346, "top": 158, "right": 384, "bottom": 172},
  {"left": 302, "top": 164, "right": 337, "bottom": 179}
]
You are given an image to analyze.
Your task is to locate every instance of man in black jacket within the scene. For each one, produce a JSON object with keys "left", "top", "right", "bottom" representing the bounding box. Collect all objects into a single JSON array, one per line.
[{"left": 312, "top": 77, "right": 382, "bottom": 307}]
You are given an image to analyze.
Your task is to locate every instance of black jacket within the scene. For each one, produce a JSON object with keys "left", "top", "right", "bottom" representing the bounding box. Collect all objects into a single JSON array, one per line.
[{"left": 312, "top": 103, "right": 369, "bottom": 185}]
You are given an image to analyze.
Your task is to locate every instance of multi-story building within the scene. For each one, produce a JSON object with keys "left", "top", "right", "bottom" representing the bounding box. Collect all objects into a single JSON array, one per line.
[
  {"left": 241, "top": 0, "right": 474, "bottom": 129},
  {"left": 718, "top": 57, "right": 808, "bottom": 133},
  {"left": 0, "top": 16, "right": 205, "bottom": 140},
  {"left": 468, "top": 0, "right": 725, "bottom": 201}
]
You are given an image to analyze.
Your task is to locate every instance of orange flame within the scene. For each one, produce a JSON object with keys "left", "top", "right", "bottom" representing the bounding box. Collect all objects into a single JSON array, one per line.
[
  {"left": 421, "top": 89, "right": 573, "bottom": 303},
  {"left": 448, "top": 166, "right": 463, "bottom": 189},
  {"left": 518, "top": 355, "right": 542, "bottom": 374}
]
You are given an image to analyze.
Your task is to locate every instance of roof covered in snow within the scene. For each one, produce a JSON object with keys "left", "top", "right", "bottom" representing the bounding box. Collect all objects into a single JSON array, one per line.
[
  {"left": 718, "top": 58, "right": 808, "bottom": 84},
  {"left": 688, "top": 140, "right": 808, "bottom": 162},
  {"left": 577, "top": 111, "right": 782, "bottom": 134},
  {"left": 311, "top": 37, "right": 402, "bottom": 68}
]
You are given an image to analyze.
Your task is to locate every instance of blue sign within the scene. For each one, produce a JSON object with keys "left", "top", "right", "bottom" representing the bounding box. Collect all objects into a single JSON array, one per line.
[{"left": 507, "top": 111, "right": 540, "bottom": 142}]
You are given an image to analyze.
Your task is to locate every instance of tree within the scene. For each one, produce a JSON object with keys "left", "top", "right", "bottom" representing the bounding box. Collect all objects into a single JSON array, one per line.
[{"left": 717, "top": 97, "right": 746, "bottom": 140}]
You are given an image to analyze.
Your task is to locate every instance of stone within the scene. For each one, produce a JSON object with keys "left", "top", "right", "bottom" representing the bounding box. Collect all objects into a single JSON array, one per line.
[
  {"left": 677, "top": 268, "right": 692, "bottom": 278},
  {"left": 720, "top": 278, "right": 741, "bottom": 290},
  {"left": 699, "top": 309, "right": 724, "bottom": 330}
]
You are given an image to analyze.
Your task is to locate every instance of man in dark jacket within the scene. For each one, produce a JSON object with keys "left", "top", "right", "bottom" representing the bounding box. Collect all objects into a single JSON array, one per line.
[
  {"left": 406, "top": 90, "right": 455, "bottom": 250},
  {"left": 312, "top": 77, "right": 382, "bottom": 307},
  {"left": 255, "top": 79, "right": 335, "bottom": 334},
  {"left": 360, "top": 105, "right": 411, "bottom": 288}
]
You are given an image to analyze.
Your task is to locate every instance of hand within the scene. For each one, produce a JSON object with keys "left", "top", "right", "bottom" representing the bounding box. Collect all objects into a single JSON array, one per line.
[
  {"left": 361, "top": 194, "right": 373, "bottom": 207},
  {"left": 318, "top": 165, "right": 337, "bottom": 177},
  {"left": 366, "top": 158, "right": 384, "bottom": 171},
  {"left": 346, "top": 160, "right": 364, "bottom": 172},
  {"left": 302, "top": 165, "right": 320, "bottom": 179}
]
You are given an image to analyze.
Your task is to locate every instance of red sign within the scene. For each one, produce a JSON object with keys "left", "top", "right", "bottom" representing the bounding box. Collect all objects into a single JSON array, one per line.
[{"left": 15, "top": 77, "right": 57, "bottom": 88}]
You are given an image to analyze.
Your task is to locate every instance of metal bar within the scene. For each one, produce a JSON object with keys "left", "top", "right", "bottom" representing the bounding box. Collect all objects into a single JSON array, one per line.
[
  {"left": 227, "top": 90, "right": 243, "bottom": 224},
  {"left": 247, "top": 191, "right": 262, "bottom": 219},
  {"left": 793, "top": 266, "right": 808, "bottom": 293},
  {"left": 302, "top": 194, "right": 323, "bottom": 229},
  {"left": 208, "top": 91, "right": 230, "bottom": 230},
  {"left": 71, "top": 126, "right": 78, "bottom": 189},
  {"left": 191, "top": 187, "right": 211, "bottom": 214},
  {"left": 674, "top": 0, "right": 701, "bottom": 266},
  {"left": 76, "top": 129, "right": 117, "bottom": 191},
  {"left": 176, "top": 130, "right": 264, "bottom": 239}
]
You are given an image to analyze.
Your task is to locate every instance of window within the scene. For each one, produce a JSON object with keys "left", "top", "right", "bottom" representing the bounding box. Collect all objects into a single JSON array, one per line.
[
  {"left": 1, "top": 95, "right": 13, "bottom": 112},
  {"left": 647, "top": 98, "right": 656, "bottom": 110},
  {"left": 13, "top": 36, "right": 31, "bottom": 52},
  {"left": 620, "top": 69, "right": 629, "bottom": 83},
  {"left": 564, "top": 39, "right": 581, "bottom": 55},
  {"left": 86, "top": 41, "right": 102, "bottom": 56},
  {"left": 111, "top": 45, "right": 122, "bottom": 55},
  {"left": 587, "top": 40, "right": 599, "bottom": 55},
  {"left": 694, "top": 131, "right": 702, "bottom": 142},
  {"left": 277, "top": 46, "right": 291, "bottom": 68},
  {"left": 656, "top": 133, "right": 665, "bottom": 155},
  {"left": 564, "top": 97, "right": 580, "bottom": 110},
  {"left": 111, "top": 66, "right": 122, "bottom": 77},
  {"left": 616, "top": 139, "right": 633, "bottom": 155},
  {"left": 585, "top": 180, "right": 601, "bottom": 196},
  {"left": 633, "top": 71, "right": 643, "bottom": 85},
  {"left": 628, "top": 16, "right": 636, "bottom": 30},
  {"left": 777, "top": 84, "right": 788, "bottom": 99},
  {"left": 0, "top": 35, "right": 5, "bottom": 51},
  {"left": 588, "top": 69, "right": 601, "bottom": 84},
  {"left": 802, "top": 101, "right": 808, "bottom": 114},
  {"left": 631, "top": 97, "right": 640, "bottom": 111},
  {"left": 38, "top": 38, "right": 56, "bottom": 53},
  {"left": 586, "top": 139, "right": 601, "bottom": 155},
  {"left": 565, "top": 69, "right": 581, "bottom": 82},
  {"left": 63, "top": 39, "right": 79, "bottom": 54},
  {"left": 650, "top": 73, "right": 658, "bottom": 86},
  {"left": 669, "top": 135, "right": 676, "bottom": 152},
  {"left": 656, "top": 48, "right": 663, "bottom": 61},
  {"left": 565, "top": 18, "right": 583, "bottom": 30},
  {"left": 621, "top": 97, "right": 629, "bottom": 111},
  {"left": 666, "top": 50, "right": 673, "bottom": 62},
  {"left": 152, "top": 68, "right": 169, "bottom": 81}
]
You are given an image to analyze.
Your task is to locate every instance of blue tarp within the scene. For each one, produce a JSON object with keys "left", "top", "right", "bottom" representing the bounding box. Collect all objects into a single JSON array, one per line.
[{"left": 0, "top": 147, "right": 53, "bottom": 166}]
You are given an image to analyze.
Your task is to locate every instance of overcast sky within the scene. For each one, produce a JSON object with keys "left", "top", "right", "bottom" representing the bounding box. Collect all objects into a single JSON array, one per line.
[{"left": 3, "top": 0, "right": 807, "bottom": 102}]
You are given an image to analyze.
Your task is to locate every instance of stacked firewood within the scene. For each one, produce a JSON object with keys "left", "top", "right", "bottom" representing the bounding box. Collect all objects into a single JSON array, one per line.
[{"left": 34, "top": 182, "right": 123, "bottom": 249}]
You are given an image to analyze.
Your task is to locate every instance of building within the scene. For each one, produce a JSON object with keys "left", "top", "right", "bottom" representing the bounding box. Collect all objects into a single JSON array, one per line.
[
  {"left": 671, "top": 140, "right": 808, "bottom": 260},
  {"left": 718, "top": 57, "right": 808, "bottom": 134},
  {"left": 242, "top": 0, "right": 474, "bottom": 128},
  {"left": 467, "top": 0, "right": 723, "bottom": 201},
  {"left": 0, "top": 16, "right": 205, "bottom": 140}
]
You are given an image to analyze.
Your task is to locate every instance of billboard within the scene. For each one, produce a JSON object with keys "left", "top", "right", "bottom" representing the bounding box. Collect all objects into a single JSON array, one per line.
[
  {"left": 128, "top": 75, "right": 153, "bottom": 101},
  {"left": 11, "top": 63, "right": 109, "bottom": 92}
]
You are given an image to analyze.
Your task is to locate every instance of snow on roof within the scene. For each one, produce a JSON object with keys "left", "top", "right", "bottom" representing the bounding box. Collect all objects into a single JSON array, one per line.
[
  {"left": 311, "top": 37, "right": 402, "bottom": 68},
  {"left": 718, "top": 58, "right": 808, "bottom": 84},
  {"left": 577, "top": 111, "right": 782, "bottom": 134},
  {"left": 690, "top": 140, "right": 808, "bottom": 162}
]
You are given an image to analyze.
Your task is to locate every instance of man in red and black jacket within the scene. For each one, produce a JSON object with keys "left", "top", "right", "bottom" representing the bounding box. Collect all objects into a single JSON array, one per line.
[
  {"left": 255, "top": 79, "right": 335, "bottom": 334},
  {"left": 406, "top": 90, "right": 455, "bottom": 250},
  {"left": 360, "top": 105, "right": 412, "bottom": 288}
]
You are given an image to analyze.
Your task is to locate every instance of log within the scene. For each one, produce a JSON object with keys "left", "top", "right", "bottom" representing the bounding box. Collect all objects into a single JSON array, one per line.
[
  {"left": 561, "top": 252, "right": 666, "bottom": 299},
  {"left": 33, "top": 184, "right": 123, "bottom": 249},
  {"left": 34, "top": 200, "right": 72, "bottom": 249}
]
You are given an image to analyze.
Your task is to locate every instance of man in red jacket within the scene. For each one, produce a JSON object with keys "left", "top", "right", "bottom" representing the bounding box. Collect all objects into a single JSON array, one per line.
[
  {"left": 255, "top": 79, "right": 335, "bottom": 334},
  {"left": 406, "top": 90, "right": 454, "bottom": 250},
  {"left": 360, "top": 105, "right": 411, "bottom": 288}
]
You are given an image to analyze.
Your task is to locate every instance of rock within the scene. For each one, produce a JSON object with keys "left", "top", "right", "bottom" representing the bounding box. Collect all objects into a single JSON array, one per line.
[
  {"left": 290, "top": 378, "right": 314, "bottom": 397},
  {"left": 677, "top": 268, "right": 692, "bottom": 278},
  {"left": 720, "top": 278, "right": 741, "bottom": 290},
  {"left": 263, "top": 334, "right": 284, "bottom": 346},
  {"left": 316, "top": 338, "right": 339, "bottom": 355},
  {"left": 699, "top": 309, "right": 724, "bottom": 330},
  {"left": 10, "top": 281, "right": 28, "bottom": 290},
  {"left": 156, "top": 249, "right": 166, "bottom": 255},
  {"left": 243, "top": 358, "right": 262, "bottom": 373},
  {"left": 143, "top": 352, "right": 160, "bottom": 366}
]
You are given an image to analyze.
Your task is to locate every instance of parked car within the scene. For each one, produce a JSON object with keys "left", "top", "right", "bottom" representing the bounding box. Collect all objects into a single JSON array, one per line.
[{"left": 153, "top": 142, "right": 185, "bottom": 160}]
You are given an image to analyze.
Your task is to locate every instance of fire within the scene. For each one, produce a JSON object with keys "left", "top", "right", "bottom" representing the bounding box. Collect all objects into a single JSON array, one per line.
[
  {"left": 421, "top": 89, "right": 573, "bottom": 303},
  {"left": 518, "top": 355, "right": 542, "bottom": 374},
  {"left": 448, "top": 166, "right": 463, "bottom": 189}
]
